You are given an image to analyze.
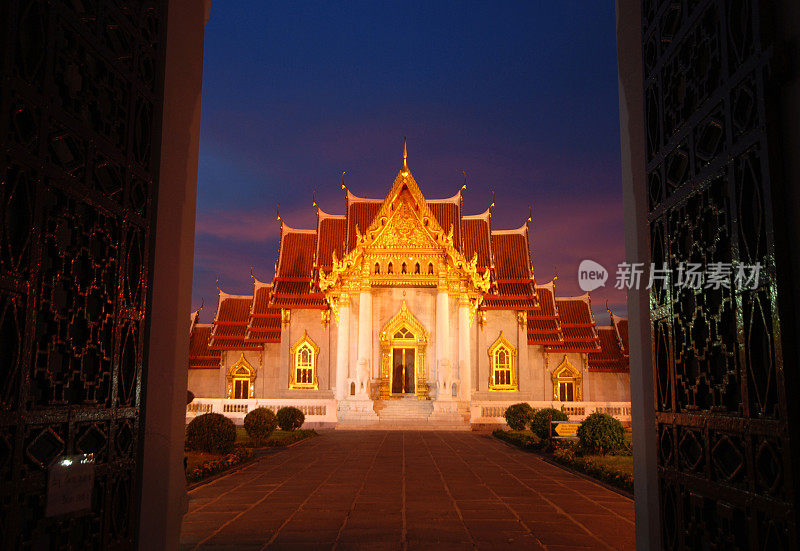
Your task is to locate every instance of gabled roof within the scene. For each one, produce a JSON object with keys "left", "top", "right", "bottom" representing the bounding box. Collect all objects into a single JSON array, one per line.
[
  {"left": 462, "top": 207, "right": 492, "bottom": 271},
  {"left": 209, "top": 291, "right": 260, "bottom": 351},
  {"left": 546, "top": 294, "right": 601, "bottom": 353},
  {"left": 482, "top": 223, "right": 538, "bottom": 310},
  {"left": 316, "top": 208, "right": 346, "bottom": 271},
  {"left": 246, "top": 279, "right": 281, "bottom": 343},
  {"left": 588, "top": 326, "right": 629, "bottom": 372},
  {"left": 527, "top": 280, "right": 562, "bottom": 345},
  {"left": 188, "top": 324, "right": 221, "bottom": 369},
  {"left": 272, "top": 221, "right": 326, "bottom": 308}
]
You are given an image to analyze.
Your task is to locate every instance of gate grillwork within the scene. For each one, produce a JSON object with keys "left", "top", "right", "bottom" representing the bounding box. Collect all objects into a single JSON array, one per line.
[
  {"left": 642, "top": 0, "right": 796, "bottom": 548},
  {"left": 0, "top": 1, "right": 165, "bottom": 548}
]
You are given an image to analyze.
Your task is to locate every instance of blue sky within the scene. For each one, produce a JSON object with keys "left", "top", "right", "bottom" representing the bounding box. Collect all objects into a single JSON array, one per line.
[{"left": 193, "top": 1, "right": 626, "bottom": 319}]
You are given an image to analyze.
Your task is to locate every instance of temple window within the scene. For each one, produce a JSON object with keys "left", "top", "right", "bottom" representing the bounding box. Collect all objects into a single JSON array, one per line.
[
  {"left": 387, "top": 262, "right": 393, "bottom": 274},
  {"left": 374, "top": 262, "right": 380, "bottom": 274},
  {"left": 488, "top": 332, "right": 517, "bottom": 391},
  {"left": 415, "top": 262, "right": 420, "bottom": 274},
  {"left": 401, "top": 262, "right": 407, "bottom": 274},
  {"left": 290, "top": 332, "right": 319, "bottom": 390},
  {"left": 227, "top": 354, "right": 256, "bottom": 399},
  {"left": 551, "top": 356, "right": 583, "bottom": 402},
  {"left": 428, "top": 262, "right": 434, "bottom": 275}
]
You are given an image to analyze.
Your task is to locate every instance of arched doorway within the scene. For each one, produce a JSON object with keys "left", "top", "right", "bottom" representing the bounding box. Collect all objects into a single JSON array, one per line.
[{"left": 378, "top": 301, "right": 429, "bottom": 399}]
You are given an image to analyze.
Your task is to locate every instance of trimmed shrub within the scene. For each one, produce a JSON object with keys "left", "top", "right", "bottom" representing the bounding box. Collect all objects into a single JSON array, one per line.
[
  {"left": 530, "top": 408, "right": 569, "bottom": 439},
  {"left": 504, "top": 403, "right": 535, "bottom": 431},
  {"left": 578, "top": 412, "right": 625, "bottom": 454},
  {"left": 243, "top": 407, "right": 278, "bottom": 440},
  {"left": 186, "top": 413, "right": 236, "bottom": 454},
  {"left": 276, "top": 406, "right": 305, "bottom": 431}
]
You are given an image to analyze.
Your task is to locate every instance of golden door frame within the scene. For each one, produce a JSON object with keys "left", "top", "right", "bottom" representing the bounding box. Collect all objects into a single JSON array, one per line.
[{"left": 378, "top": 301, "right": 429, "bottom": 400}]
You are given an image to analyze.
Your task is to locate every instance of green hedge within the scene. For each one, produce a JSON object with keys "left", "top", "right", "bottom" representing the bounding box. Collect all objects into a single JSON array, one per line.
[
  {"left": 577, "top": 412, "right": 625, "bottom": 454},
  {"left": 243, "top": 407, "right": 278, "bottom": 439},
  {"left": 530, "top": 408, "right": 569, "bottom": 439},
  {"left": 504, "top": 403, "right": 535, "bottom": 430},
  {"left": 186, "top": 413, "right": 236, "bottom": 454},
  {"left": 276, "top": 406, "right": 305, "bottom": 431}
]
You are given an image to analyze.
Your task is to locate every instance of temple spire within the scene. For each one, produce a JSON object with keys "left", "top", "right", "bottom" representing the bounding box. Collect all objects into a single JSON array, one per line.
[{"left": 403, "top": 137, "right": 408, "bottom": 170}]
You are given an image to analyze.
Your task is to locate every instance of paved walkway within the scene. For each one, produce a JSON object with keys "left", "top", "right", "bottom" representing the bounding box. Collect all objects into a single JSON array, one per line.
[{"left": 181, "top": 431, "right": 635, "bottom": 550}]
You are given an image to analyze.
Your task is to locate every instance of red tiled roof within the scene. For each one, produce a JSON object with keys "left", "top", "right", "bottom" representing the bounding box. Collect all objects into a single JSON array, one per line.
[
  {"left": 247, "top": 282, "right": 281, "bottom": 343},
  {"left": 210, "top": 296, "right": 261, "bottom": 350},
  {"left": 462, "top": 215, "right": 491, "bottom": 271},
  {"left": 188, "top": 325, "right": 220, "bottom": 369},
  {"left": 615, "top": 317, "right": 629, "bottom": 356},
  {"left": 491, "top": 230, "right": 534, "bottom": 293},
  {"left": 428, "top": 201, "right": 461, "bottom": 252},
  {"left": 346, "top": 200, "right": 381, "bottom": 251},
  {"left": 277, "top": 231, "right": 316, "bottom": 279},
  {"left": 316, "top": 215, "right": 346, "bottom": 270},
  {"left": 528, "top": 284, "right": 562, "bottom": 345},
  {"left": 546, "top": 296, "right": 600, "bottom": 353},
  {"left": 588, "top": 327, "right": 629, "bottom": 372}
]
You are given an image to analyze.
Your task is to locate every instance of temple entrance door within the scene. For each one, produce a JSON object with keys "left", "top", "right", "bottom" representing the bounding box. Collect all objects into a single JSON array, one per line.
[{"left": 391, "top": 348, "right": 416, "bottom": 394}]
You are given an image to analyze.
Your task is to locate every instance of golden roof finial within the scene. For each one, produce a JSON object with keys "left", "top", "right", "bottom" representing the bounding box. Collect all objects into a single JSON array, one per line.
[
  {"left": 276, "top": 204, "right": 282, "bottom": 223},
  {"left": 199, "top": 298, "right": 204, "bottom": 312},
  {"left": 250, "top": 266, "right": 256, "bottom": 281},
  {"left": 403, "top": 137, "right": 408, "bottom": 171},
  {"left": 527, "top": 205, "right": 532, "bottom": 223},
  {"left": 216, "top": 276, "right": 221, "bottom": 293},
  {"left": 461, "top": 170, "right": 467, "bottom": 193},
  {"left": 312, "top": 189, "right": 317, "bottom": 208},
  {"left": 341, "top": 171, "right": 348, "bottom": 193}
]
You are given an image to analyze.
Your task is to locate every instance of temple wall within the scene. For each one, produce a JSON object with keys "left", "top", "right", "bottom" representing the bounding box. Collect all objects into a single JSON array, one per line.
[
  {"left": 585, "top": 372, "right": 631, "bottom": 402},
  {"left": 187, "top": 369, "right": 219, "bottom": 398},
  {"left": 474, "top": 310, "right": 522, "bottom": 399},
  {"left": 544, "top": 351, "right": 585, "bottom": 401},
  {"left": 261, "top": 342, "right": 282, "bottom": 396}
]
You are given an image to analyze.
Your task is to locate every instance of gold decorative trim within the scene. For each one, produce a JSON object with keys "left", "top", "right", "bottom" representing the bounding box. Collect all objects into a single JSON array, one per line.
[
  {"left": 281, "top": 308, "right": 291, "bottom": 325},
  {"left": 289, "top": 331, "right": 319, "bottom": 390},
  {"left": 488, "top": 331, "right": 518, "bottom": 391},
  {"left": 227, "top": 353, "right": 256, "bottom": 398},
  {"left": 378, "top": 301, "right": 429, "bottom": 400},
  {"left": 551, "top": 355, "right": 583, "bottom": 401}
]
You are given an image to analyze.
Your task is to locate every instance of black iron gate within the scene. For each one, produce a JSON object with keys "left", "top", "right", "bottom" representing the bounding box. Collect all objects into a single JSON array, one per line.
[
  {"left": 642, "top": 0, "right": 797, "bottom": 548},
  {"left": 0, "top": 1, "right": 166, "bottom": 548}
]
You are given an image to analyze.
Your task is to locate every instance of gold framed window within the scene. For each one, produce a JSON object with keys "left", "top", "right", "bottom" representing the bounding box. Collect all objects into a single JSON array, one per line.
[
  {"left": 551, "top": 356, "right": 583, "bottom": 401},
  {"left": 290, "top": 331, "right": 319, "bottom": 389},
  {"left": 488, "top": 332, "right": 518, "bottom": 391},
  {"left": 227, "top": 353, "right": 256, "bottom": 399}
]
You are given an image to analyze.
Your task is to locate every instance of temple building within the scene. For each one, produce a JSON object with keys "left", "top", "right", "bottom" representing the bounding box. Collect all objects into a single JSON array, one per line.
[{"left": 187, "top": 145, "right": 631, "bottom": 428}]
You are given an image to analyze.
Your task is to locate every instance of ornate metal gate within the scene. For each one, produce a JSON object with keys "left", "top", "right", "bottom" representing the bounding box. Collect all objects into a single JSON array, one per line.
[
  {"left": 0, "top": 1, "right": 166, "bottom": 548},
  {"left": 643, "top": 0, "right": 797, "bottom": 548}
]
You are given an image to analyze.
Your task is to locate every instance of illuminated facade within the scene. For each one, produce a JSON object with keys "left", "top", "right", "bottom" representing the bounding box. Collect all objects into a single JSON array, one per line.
[{"left": 188, "top": 146, "right": 630, "bottom": 427}]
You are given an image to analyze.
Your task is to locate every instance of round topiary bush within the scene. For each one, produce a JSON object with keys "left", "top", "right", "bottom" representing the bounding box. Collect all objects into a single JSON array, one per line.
[
  {"left": 530, "top": 408, "right": 569, "bottom": 439},
  {"left": 577, "top": 412, "right": 625, "bottom": 454},
  {"left": 504, "top": 403, "right": 535, "bottom": 431},
  {"left": 276, "top": 406, "right": 305, "bottom": 431},
  {"left": 186, "top": 413, "right": 236, "bottom": 454},
  {"left": 243, "top": 407, "right": 278, "bottom": 440}
]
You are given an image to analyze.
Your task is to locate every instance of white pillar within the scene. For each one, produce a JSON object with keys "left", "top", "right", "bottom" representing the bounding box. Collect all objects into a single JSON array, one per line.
[
  {"left": 356, "top": 287, "right": 372, "bottom": 397},
  {"left": 335, "top": 294, "right": 350, "bottom": 400},
  {"left": 436, "top": 284, "right": 451, "bottom": 398},
  {"left": 458, "top": 296, "right": 471, "bottom": 401}
]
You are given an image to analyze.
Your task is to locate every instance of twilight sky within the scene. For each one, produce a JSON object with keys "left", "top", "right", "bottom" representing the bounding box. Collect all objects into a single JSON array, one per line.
[{"left": 192, "top": 1, "right": 626, "bottom": 321}]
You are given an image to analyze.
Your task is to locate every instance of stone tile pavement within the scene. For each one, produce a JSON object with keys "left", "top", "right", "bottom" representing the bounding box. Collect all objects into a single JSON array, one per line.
[{"left": 181, "top": 431, "right": 635, "bottom": 550}]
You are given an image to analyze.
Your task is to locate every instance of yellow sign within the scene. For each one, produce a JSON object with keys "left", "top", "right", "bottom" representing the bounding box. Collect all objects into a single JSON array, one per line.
[{"left": 553, "top": 422, "right": 580, "bottom": 437}]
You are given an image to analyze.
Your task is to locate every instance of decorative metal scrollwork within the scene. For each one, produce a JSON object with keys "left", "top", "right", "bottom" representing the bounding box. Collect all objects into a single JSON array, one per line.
[
  {"left": 0, "top": 1, "right": 165, "bottom": 548},
  {"left": 643, "top": 0, "right": 795, "bottom": 548}
]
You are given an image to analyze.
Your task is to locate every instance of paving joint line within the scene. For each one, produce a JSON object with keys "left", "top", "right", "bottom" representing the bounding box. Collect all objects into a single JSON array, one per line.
[
  {"left": 331, "top": 431, "right": 390, "bottom": 550},
  {"left": 459, "top": 433, "right": 620, "bottom": 550},
  {"left": 419, "top": 432, "right": 478, "bottom": 550}
]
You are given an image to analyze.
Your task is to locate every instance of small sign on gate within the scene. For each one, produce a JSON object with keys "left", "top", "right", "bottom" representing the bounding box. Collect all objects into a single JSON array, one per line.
[{"left": 46, "top": 454, "right": 95, "bottom": 517}]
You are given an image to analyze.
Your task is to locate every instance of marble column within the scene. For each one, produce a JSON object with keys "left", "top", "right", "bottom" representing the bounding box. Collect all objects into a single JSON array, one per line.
[
  {"left": 458, "top": 295, "right": 471, "bottom": 400},
  {"left": 436, "top": 283, "right": 451, "bottom": 398},
  {"left": 334, "top": 293, "right": 350, "bottom": 400},
  {"left": 356, "top": 286, "right": 372, "bottom": 397}
]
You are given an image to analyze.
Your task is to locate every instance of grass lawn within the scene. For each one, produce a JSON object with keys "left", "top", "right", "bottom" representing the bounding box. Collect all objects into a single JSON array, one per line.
[{"left": 581, "top": 454, "right": 634, "bottom": 476}]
